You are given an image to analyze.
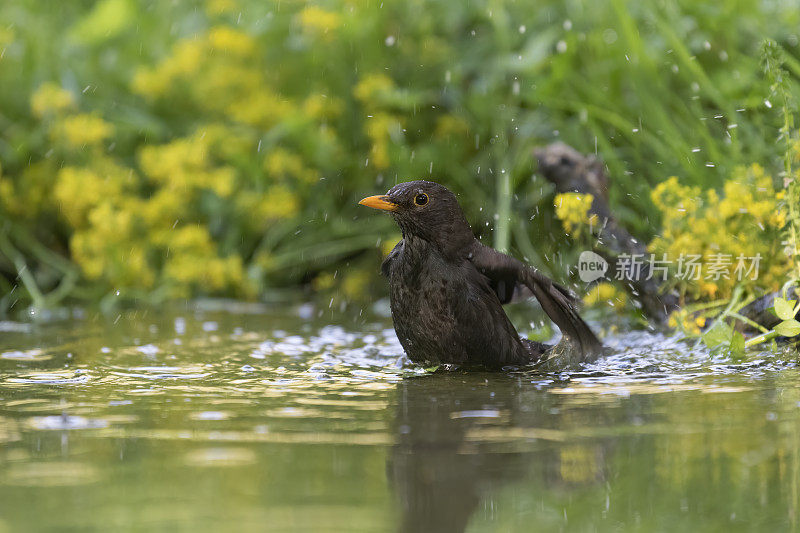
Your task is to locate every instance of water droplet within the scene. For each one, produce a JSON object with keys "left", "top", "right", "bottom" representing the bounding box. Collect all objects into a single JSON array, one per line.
[{"left": 136, "top": 344, "right": 160, "bottom": 356}]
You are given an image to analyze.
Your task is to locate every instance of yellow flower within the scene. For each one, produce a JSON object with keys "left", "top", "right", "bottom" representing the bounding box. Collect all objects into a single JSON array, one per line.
[
  {"left": 167, "top": 225, "right": 215, "bottom": 254},
  {"left": 31, "top": 83, "right": 75, "bottom": 117},
  {"left": 771, "top": 207, "right": 787, "bottom": 228},
  {"left": 70, "top": 202, "right": 156, "bottom": 288},
  {"left": 51, "top": 113, "right": 114, "bottom": 148},
  {"left": 198, "top": 123, "right": 254, "bottom": 161},
  {"left": 207, "top": 26, "right": 256, "bottom": 56},
  {"left": 0, "top": 27, "right": 15, "bottom": 48},
  {"left": 139, "top": 135, "right": 238, "bottom": 197},
  {"left": 54, "top": 159, "right": 132, "bottom": 228},
  {"left": 139, "top": 136, "right": 207, "bottom": 183},
  {"left": 162, "top": 225, "right": 247, "bottom": 292},
  {"left": 265, "top": 149, "right": 319, "bottom": 183},
  {"left": 381, "top": 235, "right": 402, "bottom": 256},
  {"left": 162, "top": 226, "right": 247, "bottom": 293},
  {"left": 141, "top": 189, "right": 186, "bottom": 229},
  {"left": 302, "top": 94, "right": 342, "bottom": 120},
  {"left": 341, "top": 268, "right": 371, "bottom": 299},
  {"left": 1, "top": 162, "right": 58, "bottom": 218},
  {"left": 226, "top": 91, "right": 293, "bottom": 128},
  {"left": 259, "top": 186, "right": 300, "bottom": 220},
  {"left": 699, "top": 282, "right": 718, "bottom": 298},
  {"left": 314, "top": 272, "right": 336, "bottom": 291},
  {"left": 132, "top": 39, "right": 205, "bottom": 98},
  {"left": 131, "top": 68, "right": 167, "bottom": 99},
  {"left": 169, "top": 38, "right": 206, "bottom": 76},
  {"left": 298, "top": 7, "right": 341, "bottom": 37},
  {"left": 583, "top": 281, "right": 626, "bottom": 309},
  {"left": 206, "top": 0, "right": 238, "bottom": 15},
  {"left": 0, "top": 179, "right": 13, "bottom": 214},
  {"left": 235, "top": 186, "right": 300, "bottom": 233},
  {"left": 667, "top": 309, "right": 702, "bottom": 336},
  {"left": 435, "top": 115, "right": 470, "bottom": 139},
  {"left": 69, "top": 0, "right": 135, "bottom": 45},
  {"left": 668, "top": 314, "right": 678, "bottom": 328},
  {"left": 363, "top": 114, "right": 402, "bottom": 169},
  {"left": 0, "top": 160, "right": 11, "bottom": 213},
  {"left": 649, "top": 165, "right": 789, "bottom": 301},
  {"left": 206, "top": 167, "right": 237, "bottom": 197},
  {"left": 354, "top": 73, "right": 394, "bottom": 104},
  {"left": 554, "top": 193, "right": 595, "bottom": 235}
]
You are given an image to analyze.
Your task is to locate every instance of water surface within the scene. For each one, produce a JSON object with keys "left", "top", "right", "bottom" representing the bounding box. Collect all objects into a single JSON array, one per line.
[{"left": 0, "top": 302, "right": 798, "bottom": 531}]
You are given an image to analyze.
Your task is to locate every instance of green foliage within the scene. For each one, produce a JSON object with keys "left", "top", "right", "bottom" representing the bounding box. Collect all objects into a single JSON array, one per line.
[
  {"left": 649, "top": 165, "right": 789, "bottom": 302},
  {"left": 773, "top": 295, "right": 796, "bottom": 321},
  {"left": 762, "top": 39, "right": 800, "bottom": 281},
  {"left": 1, "top": 0, "right": 799, "bottom": 312},
  {"left": 745, "top": 294, "right": 800, "bottom": 348},
  {"left": 685, "top": 289, "right": 800, "bottom": 354},
  {"left": 656, "top": 40, "right": 800, "bottom": 355}
]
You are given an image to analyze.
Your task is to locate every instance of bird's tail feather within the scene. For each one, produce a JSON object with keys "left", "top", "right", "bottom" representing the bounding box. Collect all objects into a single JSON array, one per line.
[{"left": 526, "top": 273, "right": 603, "bottom": 361}]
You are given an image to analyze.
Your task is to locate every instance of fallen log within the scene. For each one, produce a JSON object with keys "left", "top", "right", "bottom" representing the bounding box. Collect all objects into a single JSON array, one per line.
[
  {"left": 535, "top": 142, "right": 797, "bottom": 332},
  {"left": 535, "top": 142, "right": 677, "bottom": 323}
]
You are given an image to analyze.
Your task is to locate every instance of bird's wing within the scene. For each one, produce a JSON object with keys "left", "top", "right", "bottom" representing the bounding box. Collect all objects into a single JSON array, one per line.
[
  {"left": 455, "top": 263, "right": 537, "bottom": 366},
  {"left": 467, "top": 241, "right": 602, "bottom": 357},
  {"left": 381, "top": 240, "right": 404, "bottom": 277}
]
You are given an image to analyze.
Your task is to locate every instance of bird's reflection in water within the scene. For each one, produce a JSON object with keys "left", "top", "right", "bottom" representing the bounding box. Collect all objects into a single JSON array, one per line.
[{"left": 387, "top": 373, "right": 612, "bottom": 533}]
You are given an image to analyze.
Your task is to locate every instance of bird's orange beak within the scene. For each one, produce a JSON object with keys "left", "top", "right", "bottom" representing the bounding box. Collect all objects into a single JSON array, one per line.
[{"left": 358, "top": 195, "right": 398, "bottom": 212}]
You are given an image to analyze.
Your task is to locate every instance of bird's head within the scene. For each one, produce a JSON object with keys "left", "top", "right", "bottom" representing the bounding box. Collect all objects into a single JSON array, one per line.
[{"left": 359, "top": 180, "right": 473, "bottom": 250}]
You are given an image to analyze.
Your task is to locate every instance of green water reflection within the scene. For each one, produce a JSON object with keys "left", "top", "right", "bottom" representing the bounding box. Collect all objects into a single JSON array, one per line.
[{"left": 0, "top": 304, "right": 799, "bottom": 531}]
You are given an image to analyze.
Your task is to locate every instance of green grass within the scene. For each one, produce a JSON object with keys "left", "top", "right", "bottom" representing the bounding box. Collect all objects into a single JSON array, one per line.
[{"left": 0, "top": 0, "right": 799, "bottom": 312}]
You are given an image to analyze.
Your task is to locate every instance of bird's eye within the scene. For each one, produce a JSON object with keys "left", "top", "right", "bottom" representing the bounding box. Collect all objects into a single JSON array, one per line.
[{"left": 414, "top": 193, "right": 428, "bottom": 206}]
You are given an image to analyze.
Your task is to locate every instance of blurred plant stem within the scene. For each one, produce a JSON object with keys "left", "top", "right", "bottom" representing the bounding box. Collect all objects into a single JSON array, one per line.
[
  {"left": 495, "top": 168, "right": 511, "bottom": 253},
  {"left": 0, "top": 230, "right": 46, "bottom": 309},
  {"left": 0, "top": 219, "right": 80, "bottom": 312},
  {"left": 762, "top": 39, "right": 800, "bottom": 280}
]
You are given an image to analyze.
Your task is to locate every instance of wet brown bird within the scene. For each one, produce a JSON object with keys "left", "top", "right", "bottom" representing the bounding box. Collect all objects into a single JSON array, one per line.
[{"left": 359, "top": 180, "right": 602, "bottom": 368}]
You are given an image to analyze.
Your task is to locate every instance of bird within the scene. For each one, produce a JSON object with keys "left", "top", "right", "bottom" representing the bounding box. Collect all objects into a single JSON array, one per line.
[{"left": 358, "top": 180, "right": 603, "bottom": 369}]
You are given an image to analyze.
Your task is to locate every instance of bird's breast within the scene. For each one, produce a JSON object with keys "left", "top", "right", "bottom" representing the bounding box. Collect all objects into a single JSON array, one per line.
[{"left": 387, "top": 252, "right": 470, "bottom": 364}]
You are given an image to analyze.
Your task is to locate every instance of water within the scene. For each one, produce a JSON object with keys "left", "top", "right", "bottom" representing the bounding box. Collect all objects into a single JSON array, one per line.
[{"left": 0, "top": 302, "right": 799, "bottom": 531}]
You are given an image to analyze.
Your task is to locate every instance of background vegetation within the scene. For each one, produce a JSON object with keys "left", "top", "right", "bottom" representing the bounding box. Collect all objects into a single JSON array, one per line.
[{"left": 1, "top": 0, "right": 799, "bottom": 315}]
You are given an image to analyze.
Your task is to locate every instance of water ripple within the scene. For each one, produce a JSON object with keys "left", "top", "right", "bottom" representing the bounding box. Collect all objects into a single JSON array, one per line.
[{"left": 5, "top": 371, "right": 91, "bottom": 385}]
